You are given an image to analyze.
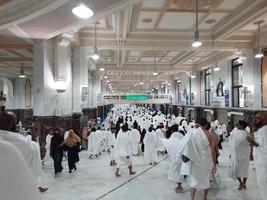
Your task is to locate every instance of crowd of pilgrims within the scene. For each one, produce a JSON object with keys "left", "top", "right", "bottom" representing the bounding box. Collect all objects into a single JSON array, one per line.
[
  {"left": 43, "top": 104, "right": 264, "bottom": 200},
  {"left": 1, "top": 104, "right": 267, "bottom": 200}
]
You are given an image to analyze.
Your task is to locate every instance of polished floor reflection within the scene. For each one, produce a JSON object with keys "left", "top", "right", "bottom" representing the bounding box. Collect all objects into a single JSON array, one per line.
[{"left": 41, "top": 142, "right": 261, "bottom": 200}]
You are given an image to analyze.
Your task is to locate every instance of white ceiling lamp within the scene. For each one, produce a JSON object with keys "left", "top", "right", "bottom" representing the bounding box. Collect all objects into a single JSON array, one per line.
[
  {"left": 153, "top": 52, "right": 158, "bottom": 76},
  {"left": 140, "top": 81, "right": 144, "bottom": 85},
  {"left": 91, "top": 23, "right": 100, "bottom": 61},
  {"left": 192, "top": 0, "right": 202, "bottom": 48},
  {"left": 177, "top": 79, "right": 181, "bottom": 83},
  {"left": 99, "top": 67, "right": 105, "bottom": 71},
  {"left": 72, "top": 4, "right": 94, "bottom": 19},
  {"left": 106, "top": 80, "right": 110, "bottom": 83},
  {"left": 254, "top": 20, "right": 264, "bottom": 59},
  {"left": 19, "top": 64, "right": 26, "bottom": 78},
  {"left": 214, "top": 61, "right": 220, "bottom": 72}
]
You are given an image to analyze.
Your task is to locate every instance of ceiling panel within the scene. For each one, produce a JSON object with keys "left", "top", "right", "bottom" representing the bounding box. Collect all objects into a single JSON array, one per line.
[
  {"left": 136, "top": 11, "right": 160, "bottom": 29},
  {"left": 141, "top": 0, "right": 165, "bottom": 9},
  {"left": 240, "top": 14, "right": 267, "bottom": 31},
  {"left": 128, "top": 50, "right": 141, "bottom": 56},
  {"left": 199, "top": 12, "right": 229, "bottom": 29},
  {"left": 216, "top": 0, "right": 245, "bottom": 11},
  {"left": 158, "top": 12, "right": 204, "bottom": 30}
]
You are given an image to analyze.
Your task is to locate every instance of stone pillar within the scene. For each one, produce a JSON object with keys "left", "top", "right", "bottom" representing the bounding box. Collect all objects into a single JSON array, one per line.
[{"left": 33, "top": 38, "right": 72, "bottom": 116}]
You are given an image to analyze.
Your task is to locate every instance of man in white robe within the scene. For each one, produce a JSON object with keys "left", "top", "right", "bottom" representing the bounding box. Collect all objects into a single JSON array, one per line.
[
  {"left": 88, "top": 128, "right": 101, "bottom": 158},
  {"left": 144, "top": 126, "right": 158, "bottom": 165},
  {"left": 162, "top": 124, "right": 184, "bottom": 193},
  {"left": 115, "top": 124, "right": 136, "bottom": 177},
  {"left": 0, "top": 140, "right": 42, "bottom": 200},
  {"left": 180, "top": 119, "right": 216, "bottom": 200},
  {"left": 247, "top": 112, "right": 267, "bottom": 200},
  {"left": 155, "top": 125, "right": 166, "bottom": 155},
  {"left": 229, "top": 120, "right": 250, "bottom": 190},
  {"left": 42, "top": 128, "right": 53, "bottom": 165},
  {"left": 129, "top": 127, "right": 141, "bottom": 156},
  {"left": 108, "top": 129, "right": 116, "bottom": 166},
  {"left": 0, "top": 111, "right": 48, "bottom": 193}
]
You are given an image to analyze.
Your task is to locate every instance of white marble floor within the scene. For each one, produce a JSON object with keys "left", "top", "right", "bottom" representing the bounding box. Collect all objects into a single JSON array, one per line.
[{"left": 41, "top": 142, "right": 261, "bottom": 200}]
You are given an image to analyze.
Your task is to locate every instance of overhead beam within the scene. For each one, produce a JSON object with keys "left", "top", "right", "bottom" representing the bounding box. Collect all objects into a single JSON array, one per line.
[
  {"left": 213, "top": 0, "right": 267, "bottom": 41},
  {"left": 81, "top": 39, "right": 251, "bottom": 51},
  {"left": 0, "top": 43, "right": 32, "bottom": 50},
  {"left": 153, "top": 0, "right": 172, "bottom": 30},
  {"left": 0, "top": 57, "right": 32, "bottom": 61}
]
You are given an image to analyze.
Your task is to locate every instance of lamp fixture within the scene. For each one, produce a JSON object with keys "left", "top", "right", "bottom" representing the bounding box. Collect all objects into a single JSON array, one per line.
[
  {"left": 254, "top": 20, "right": 264, "bottom": 59},
  {"left": 214, "top": 61, "right": 220, "bottom": 72},
  {"left": 140, "top": 81, "right": 144, "bottom": 85},
  {"left": 177, "top": 79, "right": 181, "bottom": 83},
  {"left": 192, "top": 0, "right": 202, "bottom": 48},
  {"left": 214, "top": 67, "right": 220, "bottom": 72},
  {"left": 99, "top": 67, "right": 105, "bottom": 71},
  {"left": 72, "top": 4, "right": 94, "bottom": 19},
  {"left": 91, "top": 23, "right": 100, "bottom": 61},
  {"left": 19, "top": 64, "right": 26, "bottom": 78},
  {"left": 153, "top": 52, "right": 158, "bottom": 76},
  {"left": 103, "top": 75, "right": 108, "bottom": 79}
]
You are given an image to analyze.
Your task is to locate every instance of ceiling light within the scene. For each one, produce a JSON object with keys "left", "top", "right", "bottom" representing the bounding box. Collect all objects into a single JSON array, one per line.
[
  {"left": 153, "top": 52, "right": 158, "bottom": 76},
  {"left": 161, "top": 85, "right": 164, "bottom": 88},
  {"left": 254, "top": 20, "right": 264, "bottom": 59},
  {"left": 91, "top": 53, "right": 100, "bottom": 61},
  {"left": 255, "top": 51, "right": 263, "bottom": 58},
  {"left": 214, "top": 67, "right": 220, "bottom": 71},
  {"left": 192, "top": 0, "right": 202, "bottom": 48},
  {"left": 106, "top": 80, "right": 110, "bottom": 83},
  {"left": 177, "top": 79, "right": 181, "bottom": 83},
  {"left": 99, "top": 67, "right": 105, "bottom": 71},
  {"left": 192, "top": 40, "right": 202, "bottom": 48},
  {"left": 103, "top": 75, "right": 108, "bottom": 79},
  {"left": 190, "top": 75, "right": 196, "bottom": 79},
  {"left": 91, "top": 23, "right": 99, "bottom": 61},
  {"left": 140, "top": 81, "right": 144, "bottom": 85},
  {"left": 72, "top": 4, "right": 94, "bottom": 19},
  {"left": 19, "top": 64, "right": 26, "bottom": 78}
]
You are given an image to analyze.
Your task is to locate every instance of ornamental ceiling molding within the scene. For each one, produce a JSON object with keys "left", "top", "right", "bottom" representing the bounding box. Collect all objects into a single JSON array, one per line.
[{"left": 170, "top": 0, "right": 221, "bottom": 10}]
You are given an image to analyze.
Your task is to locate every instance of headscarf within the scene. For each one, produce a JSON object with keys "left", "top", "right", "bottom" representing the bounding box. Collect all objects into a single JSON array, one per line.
[{"left": 65, "top": 130, "right": 81, "bottom": 147}]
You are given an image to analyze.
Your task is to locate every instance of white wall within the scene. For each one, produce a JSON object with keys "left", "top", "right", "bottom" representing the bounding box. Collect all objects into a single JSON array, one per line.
[{"left": 178, "top": 48, "right": 264, "bottom": 110}]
